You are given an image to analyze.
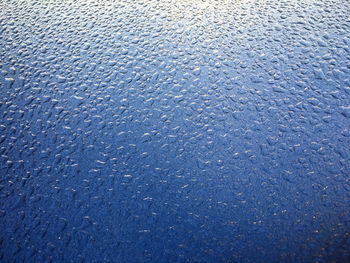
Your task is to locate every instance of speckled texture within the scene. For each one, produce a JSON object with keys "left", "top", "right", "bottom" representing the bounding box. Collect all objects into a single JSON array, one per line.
[{"left": 0, "top": 0, "right": 350, "bottom": 262}]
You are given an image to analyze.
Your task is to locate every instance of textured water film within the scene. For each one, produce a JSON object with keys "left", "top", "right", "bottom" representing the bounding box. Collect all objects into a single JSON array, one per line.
[{"left": 1, "top": 0, "right": 350, "bottom": 262}]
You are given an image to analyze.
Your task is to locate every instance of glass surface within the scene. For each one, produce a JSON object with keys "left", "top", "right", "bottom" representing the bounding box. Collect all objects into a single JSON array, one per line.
[{"left": 1, "top": 0, "right": 350, "bottom": 262}]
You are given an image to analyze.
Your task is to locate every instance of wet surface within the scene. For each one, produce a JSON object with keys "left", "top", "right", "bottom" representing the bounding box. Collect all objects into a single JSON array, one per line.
[{"left": 1, "top": 0, "right": 350, "bottom": 262}]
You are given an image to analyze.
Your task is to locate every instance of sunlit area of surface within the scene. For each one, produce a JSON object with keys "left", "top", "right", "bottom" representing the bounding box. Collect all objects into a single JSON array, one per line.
[{"left": 0, "top": 0, "right": 349, "bottom": 262}]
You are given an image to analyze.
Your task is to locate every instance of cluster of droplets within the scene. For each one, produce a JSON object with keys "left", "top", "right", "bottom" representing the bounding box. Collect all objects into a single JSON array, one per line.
[{"left": 0, "top": 0, "right": 350, "bottom": 262}]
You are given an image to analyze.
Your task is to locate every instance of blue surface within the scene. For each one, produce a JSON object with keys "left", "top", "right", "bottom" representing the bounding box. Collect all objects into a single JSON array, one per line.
[{"left": 1, "top": 0, "right": 350, "bottom": 262}]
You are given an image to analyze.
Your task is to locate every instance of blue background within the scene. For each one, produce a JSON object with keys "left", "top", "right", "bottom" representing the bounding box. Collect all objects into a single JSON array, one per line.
[{"left": 1, "top": 0, "right": 350, "bottom": 262}]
